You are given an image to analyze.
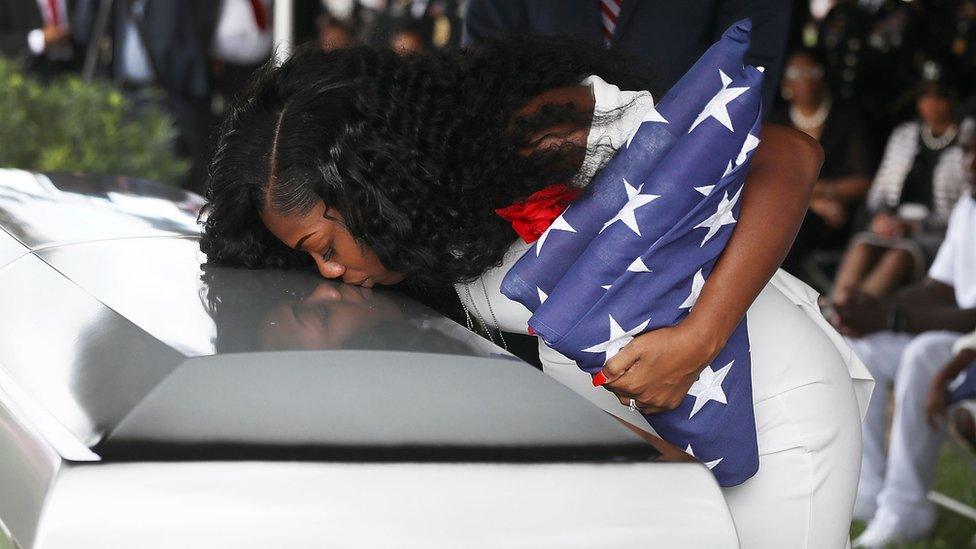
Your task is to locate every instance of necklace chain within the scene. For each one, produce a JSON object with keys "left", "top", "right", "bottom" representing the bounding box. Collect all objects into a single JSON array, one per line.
[
  {"left": 480, "top": 278, "right": 508, "bottom": 350},
  {"left": 920, "top": 123, "right": 958, "bottom": 151},
  {"left": 788, "top": 97, "right": 831, "bottom": 131},
  {"left": 455, "top": 283, "right": 508, "bottom": 350}
]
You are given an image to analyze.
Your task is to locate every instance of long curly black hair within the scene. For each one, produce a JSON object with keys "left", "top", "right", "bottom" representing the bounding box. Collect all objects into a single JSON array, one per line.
[{"left": 200, "top": 37, "right": 659, "bottom": 288}]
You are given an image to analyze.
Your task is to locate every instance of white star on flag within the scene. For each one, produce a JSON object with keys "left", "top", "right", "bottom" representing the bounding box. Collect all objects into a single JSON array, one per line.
[
  {"left": 535, "top": 215, "right": 576, "bottom": 256},
  {"left": 601, "top": 284, "right": 612, "bottom": 290},
  {"left": 679, "top": 269, "right": 706, "bottom": 309},
  {"left": 600, "top": 178, "right": 660, "bottom": 236},
  {"left": 625, "top": 103, "right": 669, "bottom": 148},
  {"left": 694, "top": 186, "right": 742, "bottom": 246},
  {"left": 720, "top": 134, "right": 760, "bottom": 180},
  {"left": 694, "top": 185, "right": 714, "bottom": 196},
  {"left": 537, "top": 288, "right": 548, "bottom": 304},
  {"left": 685, "top": 444, "right": 724, "bottom": 470},
  {"left": 689, "top": 69, "right": 749, "bottom": 133},
  {"left": 721, "top": 160, "right": 734, "bottom": 179},
  {"left": 736, "top": 134, "right": 760, "bottom": 165},
  {"left": 687, "top": 360, "right": 733, "bottom": 418},
  {"left": 627, "top": 256, "right": 651, "bottom": 272},
  {"left": 582, "top": 314, "right": 651, "bottom": 362}
]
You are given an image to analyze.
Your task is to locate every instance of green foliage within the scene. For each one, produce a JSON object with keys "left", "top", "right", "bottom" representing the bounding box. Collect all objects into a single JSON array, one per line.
[
  {"left": 0, "top": 56, "right": 188, "bottom": 184},
  {"left": 852, "top": 442, "right": 976, "bottom": 547}
]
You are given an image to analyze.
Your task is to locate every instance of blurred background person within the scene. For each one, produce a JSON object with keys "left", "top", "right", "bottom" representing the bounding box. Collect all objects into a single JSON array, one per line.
[
  {"left": 461, "top": 0, "right": 790, "bottom": 111},
  {"left": 317, "top": 14, "right": 355, "bottom": 51},
  {"left": 772, "top": 47, "right": 877, "bottom": 278},
  {"left": 0, "top": 0, "right": 80, "bottom": 78},
  {"left": 204, "top": 0, "right": 273, "bottom": 114},
  {"left": 387, "top": 16, "right": 429, "bottom": 54},
  {"left": 293, "top": 0, "right": 328, "bottom": 46},
  {"left": 829, "top": 66, "right": 970, "bottom": 307},
  {"left": 837, "top": 146, "right": 976, "bottom": 548},
  {"left": 77, "top": 0, "right": 212, "bottom": 193},
  {"left": 377, "top": 0, "right": 461, "bottom": 49}
]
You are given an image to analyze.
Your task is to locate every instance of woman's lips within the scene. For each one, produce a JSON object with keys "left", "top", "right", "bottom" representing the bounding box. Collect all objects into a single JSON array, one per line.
[{"left": 349, "top": 277, "right": 374, "bottom": 288}]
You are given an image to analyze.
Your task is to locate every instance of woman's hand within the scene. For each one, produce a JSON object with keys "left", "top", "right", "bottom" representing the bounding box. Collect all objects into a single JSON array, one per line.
[
  {"left": 870, "top": 212, "right": 907, "bottom": 238},
  {"left": 809, "top": 196, "right": 847, "bottom": 228},
  {"left": 925, "top": 349, "right": 976, "bottom": 429},
  {"left": 831, "top": 289, "right": 891, "bottom": 337},
  {"left": 596, "top": 124, "right": 822, "bottom": 414},
  {"left": 600, "top": 320, "right": 719, "bottom": 414}
]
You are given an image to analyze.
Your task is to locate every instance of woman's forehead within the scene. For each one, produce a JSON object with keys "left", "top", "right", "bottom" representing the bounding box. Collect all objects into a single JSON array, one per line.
[{"left": 261, "top": 200, "right": 329, "bottom": 242}]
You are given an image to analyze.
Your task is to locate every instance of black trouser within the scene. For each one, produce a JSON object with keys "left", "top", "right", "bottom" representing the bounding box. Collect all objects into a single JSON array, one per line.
[{"left": 121, "top": 83, "right": 211, "bottom": 194}]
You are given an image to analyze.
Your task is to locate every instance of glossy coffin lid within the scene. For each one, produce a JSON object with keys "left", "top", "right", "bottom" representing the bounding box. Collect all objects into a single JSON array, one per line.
[
  {"left": 0, "top": 170, "right": 656, "bottom": 461},
  {"left": 0, "top": 169, "right": 202, "bottom": 248}
]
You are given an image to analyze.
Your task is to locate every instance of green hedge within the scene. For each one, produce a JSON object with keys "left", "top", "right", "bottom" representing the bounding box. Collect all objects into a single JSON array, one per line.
[{"left": 0, "top": 56, "right": 187, "bottom": 184}]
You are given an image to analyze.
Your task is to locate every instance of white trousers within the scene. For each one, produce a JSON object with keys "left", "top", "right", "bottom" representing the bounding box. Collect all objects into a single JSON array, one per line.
[
  {"left": 461, "top": 257, "right": 870, "bottom": 548},
  {"left": 540, "top": 277, "right": 866, "bottom": 549},
  {"left": 849, "top": 331, "right": 961, "bottom": 526},
  {"left": 721, "top": 379, "right": 861, "bottom": 549}
]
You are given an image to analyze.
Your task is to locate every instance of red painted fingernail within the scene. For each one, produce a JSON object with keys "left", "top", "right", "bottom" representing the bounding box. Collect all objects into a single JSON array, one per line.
[
  {"left": 591, "top": 372, "right": 607, "bottom": 386},
  {"left": 527, "top": 325, "right": 535, "bottom": 335}
]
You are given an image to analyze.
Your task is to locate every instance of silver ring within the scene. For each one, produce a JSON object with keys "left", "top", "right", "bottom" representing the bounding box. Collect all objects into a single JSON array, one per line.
[{"left": 628, "top": 398, "right": 639, "bottom": 412}]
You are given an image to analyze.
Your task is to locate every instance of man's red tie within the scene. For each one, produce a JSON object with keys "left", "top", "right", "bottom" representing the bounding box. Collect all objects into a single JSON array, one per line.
[
  {"left": 249, "top": 0, "right": 268, "bottom": 31},
  {"left": 599, "top": 0, "right": 622, "bottom": 45},
  {"left": 47, "top": 0, "right": 61, "bottom": 26}
]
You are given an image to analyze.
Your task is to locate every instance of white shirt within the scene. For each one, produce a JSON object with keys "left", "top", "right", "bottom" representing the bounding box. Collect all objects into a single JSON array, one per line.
[
  {"left": 212, "top": 0, "right": 272, "bottom": 66},
  {"left": 574, "top": 75, "right": 654, "bottom": 185},
  {"left": 929, "top": 193, "right": 976, "bottom": 308},
  {"left": 955, "top": 330, "right": 976, "bottom": 354},
  {"left": 27, "top": 0, "right": 70, "bottom": 58}
]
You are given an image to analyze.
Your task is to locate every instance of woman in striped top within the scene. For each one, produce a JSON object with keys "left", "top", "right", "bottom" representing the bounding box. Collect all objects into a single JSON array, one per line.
[{"left": 828, "top": 76, "right": 970, "bottom": 309}]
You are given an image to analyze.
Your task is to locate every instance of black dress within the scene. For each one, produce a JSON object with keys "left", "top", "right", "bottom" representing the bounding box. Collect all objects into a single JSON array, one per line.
[{"left": 769, "top": 100, "right": 879, "bottom": 275}]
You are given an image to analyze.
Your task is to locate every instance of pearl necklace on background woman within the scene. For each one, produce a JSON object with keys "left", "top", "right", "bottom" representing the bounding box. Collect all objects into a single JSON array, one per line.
[
  {"left": 920, "top": 122, "right": 958, "bottom": 151},
  {"left": 788, "top": 97, "right": 832, "bottom": 131}
]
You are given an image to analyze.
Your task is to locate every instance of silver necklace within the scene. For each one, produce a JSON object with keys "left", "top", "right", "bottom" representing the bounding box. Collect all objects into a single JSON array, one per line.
[
  {"left": 920, "top": 123, "right": 957, "bottom": 151},
  {"left": 455, "top": 282, "right": 508, "bottom": 350},
  {"left": 788, "top": 97, "right": 831, "bottom": 131}
]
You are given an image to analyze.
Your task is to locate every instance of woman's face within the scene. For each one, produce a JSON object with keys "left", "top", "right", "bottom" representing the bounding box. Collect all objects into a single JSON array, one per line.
[
  {"left": 261, "top": 200, "right": 406, "bottom": 288},
  {"left": 917, "top": 90, "right": 954, "bottom": 126},
  {"left": 781, "top": 54, "right": 823, "bottom": 107},
  {"left": 261, "top": 281, "right": 403, "bottom": 350}
]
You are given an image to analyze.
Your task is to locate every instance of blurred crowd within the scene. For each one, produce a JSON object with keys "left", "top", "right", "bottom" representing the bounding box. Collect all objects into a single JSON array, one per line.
[
  {"left": 0, "top": 0, "right": 467, "bottom": 193},
  {"left": 5, "top": 0, "right": 976, "bottom": 546},
  {"left": 778, "top": 7, "right": 976, "bottom": 546}
]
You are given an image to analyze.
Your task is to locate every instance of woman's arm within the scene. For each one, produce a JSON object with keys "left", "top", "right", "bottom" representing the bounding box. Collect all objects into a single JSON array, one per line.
[
  {"left": 611, "top": 416, "right": 697, "bottom": 462},
  {"left": 926, "top": 348, "right": 976, "bottom": 428},
  {"left": 686, "top": 124, "right": 822, "bottom": 356},
  {"left": 601, "top": 123, "right": 823, "bottom": 412},
  {"left": 814, "top": 175, "right": 871, "bottom": 203}
]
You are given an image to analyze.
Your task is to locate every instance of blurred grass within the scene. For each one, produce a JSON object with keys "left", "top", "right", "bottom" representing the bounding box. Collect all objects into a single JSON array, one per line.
[{"left": 851, "top": 442, "right": 976, "bottom": 548}]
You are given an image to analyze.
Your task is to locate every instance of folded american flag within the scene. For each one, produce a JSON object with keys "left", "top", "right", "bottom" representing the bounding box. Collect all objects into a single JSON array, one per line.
[{"left": 500, "top": 20, "right": 763, "bottom": 486}]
